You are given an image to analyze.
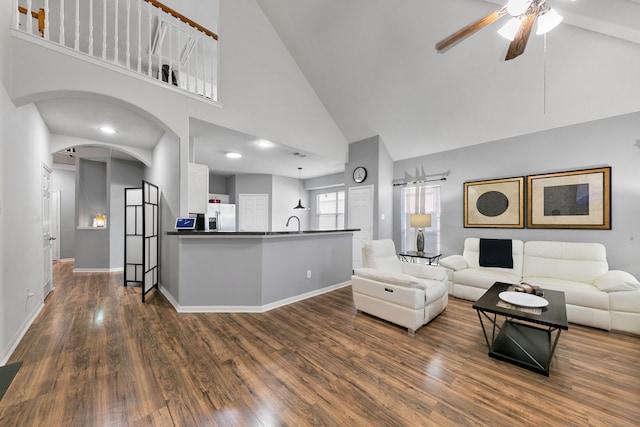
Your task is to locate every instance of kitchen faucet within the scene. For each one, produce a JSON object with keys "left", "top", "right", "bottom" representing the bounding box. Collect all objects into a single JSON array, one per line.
[{"left": 286, "top": 215, "right": 300, "bottom": 232}]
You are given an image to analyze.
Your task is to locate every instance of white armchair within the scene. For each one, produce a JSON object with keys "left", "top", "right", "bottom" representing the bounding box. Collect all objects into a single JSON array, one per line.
[{"left": 351, "top": 239, "right": 448, "bottom": 334}]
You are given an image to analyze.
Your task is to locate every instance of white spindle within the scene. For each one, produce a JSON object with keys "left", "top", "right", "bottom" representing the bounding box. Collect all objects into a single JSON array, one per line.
[
  {"left": 147, "top": 3, "right": 152, "bottom": 77},
  {"left": 126, "top": 0, "right": 131, "bottom": 69},
  {"left": 214, "top": 41, "right": 219, "bottom": 101},
  {"left": 60, "top": 0, "right": 65, "bottom": 45},
  {"left": 44, "top": 0, "right": 50, "bottom": 40},
  {"left": 114, "top": 0, "right": 119, "bottom": 64},
  {"left": 102, "top": 0, "right": 107, "bottom": 60},
  {"left": 74, "top": 0, "right": 79, "bottom": 50},
  {"left": 137, "top": 0, "right": 142, "bottom": 73},
  {"left": 89, "top": 0, "right": 94, "bottom": 55},
  {"left": 168, "top": 19, "right": 173, "bottom": 85},
  {"left": 176, "top": 29, "right": 182, "bottom": 88},
  {"left": 195, "top": 37, "right": 200, "bottom": 95},
  {"left": 26, "top": 0, "right": 33, "bottom": 34}
]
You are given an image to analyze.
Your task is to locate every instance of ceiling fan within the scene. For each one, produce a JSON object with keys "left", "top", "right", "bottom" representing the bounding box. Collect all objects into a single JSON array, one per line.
[{"left": 435, "top": 0, "right": 564, "bottom": 61}]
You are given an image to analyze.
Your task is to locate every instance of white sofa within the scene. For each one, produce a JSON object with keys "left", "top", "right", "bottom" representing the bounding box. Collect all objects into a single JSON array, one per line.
[
  {"left": 351, "top": 239, "right": 448, "bottom": 334},
  {"left": 440, "top": 238, "right": 640, "bottom": 335}
]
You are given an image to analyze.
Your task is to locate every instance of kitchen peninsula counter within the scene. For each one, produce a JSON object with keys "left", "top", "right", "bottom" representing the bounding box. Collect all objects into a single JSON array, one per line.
[{"left": 164, "top": 229, "right": 357, "bottom": 312}]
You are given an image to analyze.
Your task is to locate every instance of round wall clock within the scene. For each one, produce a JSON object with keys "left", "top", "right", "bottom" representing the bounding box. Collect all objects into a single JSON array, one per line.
[{"left": 353, "top": 166, "right": 367, "bottom": 183}]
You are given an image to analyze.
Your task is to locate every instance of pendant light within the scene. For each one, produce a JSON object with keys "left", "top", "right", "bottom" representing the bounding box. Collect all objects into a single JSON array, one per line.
[{"left": 294, "top": 167, "right": 305, "bottom": 210}]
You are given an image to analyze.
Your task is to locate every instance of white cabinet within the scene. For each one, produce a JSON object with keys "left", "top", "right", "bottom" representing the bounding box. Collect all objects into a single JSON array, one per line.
[{"left": 188, "top": 163, "right": 209, "bottom": 214}]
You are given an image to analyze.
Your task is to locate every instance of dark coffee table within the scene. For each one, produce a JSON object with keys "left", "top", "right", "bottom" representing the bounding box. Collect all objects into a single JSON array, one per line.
[{"left": 472, "top": 282, "right": 568, "bottom": 376}]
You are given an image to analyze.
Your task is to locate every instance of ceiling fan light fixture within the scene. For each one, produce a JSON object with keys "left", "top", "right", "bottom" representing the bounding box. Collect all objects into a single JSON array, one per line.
[
  {"left": 536, "top": 7, "right": 563, "bottom": 35},
  {"left": 497, "top": 17, "right": 522, "bottom": 41},
  {"left": 506, "top": 0, "right": 532, "bottom": 17}
]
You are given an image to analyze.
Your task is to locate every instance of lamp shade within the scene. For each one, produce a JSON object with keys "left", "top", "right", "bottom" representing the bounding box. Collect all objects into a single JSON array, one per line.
[
  {"left": 497, "top": 17, "right": 522, "bottom": 41},
  {"left": 536, "top": 8, "right": 563, "bottom": 35},
  {"left": 410, "top": 213, "right": 432, "bottom": 228}
]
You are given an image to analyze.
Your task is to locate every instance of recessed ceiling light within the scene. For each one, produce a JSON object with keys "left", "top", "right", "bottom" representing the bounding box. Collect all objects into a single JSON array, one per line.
[
  {"left": 100, "top": 126, "right": 116, "bottom": 134},
  {"left": 226, "top": 152, "right": 242, "bottom": 159},
  {"left": 257, "top": 139, "right": 273, "bottom": 148}
]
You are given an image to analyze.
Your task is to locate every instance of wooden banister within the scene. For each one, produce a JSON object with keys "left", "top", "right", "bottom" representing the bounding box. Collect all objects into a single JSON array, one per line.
[
  {"left": 143, "top": 0, "right": 218, "bottom": 40},
  {"left": 18, "top": 6, "right": 45, "bottom": 38}
]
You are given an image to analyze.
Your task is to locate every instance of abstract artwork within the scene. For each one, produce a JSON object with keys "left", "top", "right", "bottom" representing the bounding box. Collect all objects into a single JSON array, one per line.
[
  {"left": 527, "top": 167, "right": 611, "bottom": 229},
  {"left": 464, "top": 177, "right": 525, "bottom": 228}
]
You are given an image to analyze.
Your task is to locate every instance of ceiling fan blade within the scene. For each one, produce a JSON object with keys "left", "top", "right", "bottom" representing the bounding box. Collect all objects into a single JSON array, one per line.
[
  {"left": 435, "top": 6, "right": 507, "bottom": 53},
  {"left": 504, "top": 6, "right": 539, "bottom": 61}
]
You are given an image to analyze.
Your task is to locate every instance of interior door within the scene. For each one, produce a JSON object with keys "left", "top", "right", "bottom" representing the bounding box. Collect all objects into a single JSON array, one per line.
[
  {"left": 42, "top": 165, "right": 54, "bottom": 299},
  {"left": 348, "top": 185, "right": 374, "bottom": 269},
  {"left": 238, "top": 194, "right": 269, "bottom": 231}
]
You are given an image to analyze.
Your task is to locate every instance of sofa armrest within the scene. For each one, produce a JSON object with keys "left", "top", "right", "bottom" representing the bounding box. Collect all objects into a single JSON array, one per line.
[
  {"left": 439, "top": 254, "right": 467, "bottom": 271},
  {"left": 353, "top": 268, "right": 426, "bottom": 290},
  {"left": 400, "top": 263, "right": 447, "bottom": 281},
  {"left": 594, "top": 270, "right": 640, "bottom": 292}
]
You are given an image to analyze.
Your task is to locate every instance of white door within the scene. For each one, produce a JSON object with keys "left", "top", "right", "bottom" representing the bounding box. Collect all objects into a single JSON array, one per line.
[
  {"left": 348, "top": 185, "right": 374, "bottom": 269},
  {"left": 239, "top": 194, "right": 269, "bottom": 232},
  {"left": 51, "top": 191, "right": 61, "bottom": 261},
  {"left": 42, "top": 165, "right": 54, "bottom": 298}
]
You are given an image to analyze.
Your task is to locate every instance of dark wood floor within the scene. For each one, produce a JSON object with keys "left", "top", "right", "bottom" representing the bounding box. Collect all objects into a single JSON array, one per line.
[{"left": 1, "top": 261, "right": 639, "bottom": 426}]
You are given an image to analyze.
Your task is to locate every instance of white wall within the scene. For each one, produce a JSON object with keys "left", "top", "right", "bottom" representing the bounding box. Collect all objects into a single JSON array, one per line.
[
  {"left": 393, "top": 112, "right": 640, "bottom": 279},
  {"left": 0, "top": 99, "right": 52, "bottom": 362}
]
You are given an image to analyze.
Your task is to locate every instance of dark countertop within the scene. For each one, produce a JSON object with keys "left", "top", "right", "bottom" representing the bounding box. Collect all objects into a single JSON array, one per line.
[{"left": 167, "top": 229, "right": 359, "bottom": 236}]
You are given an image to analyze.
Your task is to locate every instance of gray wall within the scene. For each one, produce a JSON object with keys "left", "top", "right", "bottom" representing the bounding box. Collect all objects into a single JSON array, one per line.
[
  {"left": 209, "top": 173, "right": 229, "bottom": 194},
  {"left": 393, "top": 112, "right": 640, "bottom": 278},
  {"left": 346, "top": 135, "right": 395, "bottom": 239},
  {"left": 145, "top": 133, "right": 181, "bottom": 301},
  {"left": 176, "top": 233, "right": 353, "bottom": 307},
  {"left": 52, "top": 166, "right": 76, "bottom": 259},
  {"left": 74, "top": 158, "right": 109, "bottom": 269},
  {"left": 109, "top": 159, "right": 144, "bottom": 269}
]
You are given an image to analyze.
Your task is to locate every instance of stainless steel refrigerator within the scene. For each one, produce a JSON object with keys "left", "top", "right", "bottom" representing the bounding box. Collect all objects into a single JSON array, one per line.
[{"left": 206, "top": 203, "right": 236, "bottom": 231}]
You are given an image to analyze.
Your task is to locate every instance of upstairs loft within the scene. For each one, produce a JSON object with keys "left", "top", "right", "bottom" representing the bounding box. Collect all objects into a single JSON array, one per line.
[{"left": 13, "top": 0, "right": 219, "bottom": 103}]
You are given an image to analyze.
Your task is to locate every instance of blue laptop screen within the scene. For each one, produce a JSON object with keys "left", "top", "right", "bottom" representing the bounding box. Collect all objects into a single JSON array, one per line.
[{"left": 175, "top": 218, "right": 196, "bottom": 229}]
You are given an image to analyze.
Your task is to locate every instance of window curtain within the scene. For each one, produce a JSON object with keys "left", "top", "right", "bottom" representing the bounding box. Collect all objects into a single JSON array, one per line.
[{"left": 400, "top": 185, "right": 441, "bottom": 253}]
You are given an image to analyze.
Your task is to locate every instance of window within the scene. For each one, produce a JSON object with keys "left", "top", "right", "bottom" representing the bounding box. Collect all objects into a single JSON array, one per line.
[
  {"left": 316, "top": 191, "right": 345, "bottom": 230},
  {"left": 400, "top": 185, "right": 441, "bottom": 253}
]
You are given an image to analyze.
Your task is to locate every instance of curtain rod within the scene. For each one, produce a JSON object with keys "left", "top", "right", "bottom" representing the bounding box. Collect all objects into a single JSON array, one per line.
[{"left": 392, "top": 176, "right": 447, "bottom": 187}]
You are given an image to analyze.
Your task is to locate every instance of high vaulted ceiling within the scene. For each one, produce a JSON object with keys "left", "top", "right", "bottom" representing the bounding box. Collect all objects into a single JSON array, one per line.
[
  {"left": 254, "top": 0, "right": 640, "bottom": 161},
  {"left": 41, "top": 0, "right": 640, "bottom": 177}
]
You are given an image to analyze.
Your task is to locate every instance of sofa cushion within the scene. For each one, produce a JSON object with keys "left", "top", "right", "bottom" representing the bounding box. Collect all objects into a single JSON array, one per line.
[
  {"left": 401, "top": 263, "right": 447, "bottom": 281},
  {"left": 609, "top": 289, "right": 640, "bottom": 313},
  {"left": 523, "top": 241, "right": 608, "bottom": 284},
  {"left": 362, "top": 240, "right": 403, "bottom": 274},
  {"left": 439, "top": 254, "right": 467, "bottom": 271},
  {"left": 453, "top": 268, "right": 521, "bottom": 290},
  {"left": 353, "top": 268, "right": 426, "bottom": 290},
  {"left": 524, "top": 276, "right": 609, "bottom": 311},
  {"left": 479, "top": 238, "right": 513, "bottom": 268},
  {"left": 462, "top": 238, "right": 524, "bottom": 277},
  {"left": 594, "top": 270, "right": 640, "bottom": 292}
]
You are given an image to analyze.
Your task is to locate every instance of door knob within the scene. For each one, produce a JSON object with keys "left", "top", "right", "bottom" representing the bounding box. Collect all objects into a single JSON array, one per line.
[{"left": 49, "top": 236, "right": 57, "bottom": 240}]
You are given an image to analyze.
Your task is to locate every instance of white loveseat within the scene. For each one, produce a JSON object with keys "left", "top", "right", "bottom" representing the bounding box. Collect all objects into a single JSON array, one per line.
[
  {"left": 440, "top": 238, "right": 640, "bottom": 335},
  {"left": 351, "top": 239, "right": 449, "bottom": 334}
]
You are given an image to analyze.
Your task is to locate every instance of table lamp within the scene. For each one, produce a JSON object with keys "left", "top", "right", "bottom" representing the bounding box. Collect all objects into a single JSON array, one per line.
[{"left": 410, "top": 213, "right": 431, "bottom": 255}]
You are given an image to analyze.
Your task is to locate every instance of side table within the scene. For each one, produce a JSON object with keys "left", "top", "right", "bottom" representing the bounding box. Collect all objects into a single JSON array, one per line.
[{"left": 398, "top": 251, "right": 442, "bottom": 265}]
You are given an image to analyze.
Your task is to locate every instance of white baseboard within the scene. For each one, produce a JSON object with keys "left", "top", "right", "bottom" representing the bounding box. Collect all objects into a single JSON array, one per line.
[
  {"left": 163, "top": 281, "right": 351, "bottom": 313},
  {"left": 0, "top": 303, "right": 44, "bottom": 365}
]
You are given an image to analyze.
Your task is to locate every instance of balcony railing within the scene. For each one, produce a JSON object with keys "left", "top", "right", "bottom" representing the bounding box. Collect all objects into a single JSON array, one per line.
[{"left": 15, "top": 0, "right": 219, "bottom": 102}]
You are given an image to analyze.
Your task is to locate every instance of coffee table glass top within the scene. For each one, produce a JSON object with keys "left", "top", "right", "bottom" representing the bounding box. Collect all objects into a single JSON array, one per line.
[{"left": 473, "top": 282, "right": 568, "bottom": 329}]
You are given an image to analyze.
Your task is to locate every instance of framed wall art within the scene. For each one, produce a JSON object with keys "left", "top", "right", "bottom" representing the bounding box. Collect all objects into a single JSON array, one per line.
[
  {"left": 527, "top": 167, "right": 611, "bottom": 229},
  {"left": 464, "top": 176, "right": 524, "bottom": 228}
]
